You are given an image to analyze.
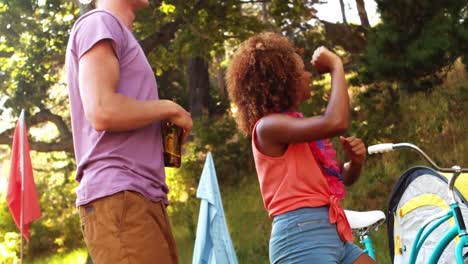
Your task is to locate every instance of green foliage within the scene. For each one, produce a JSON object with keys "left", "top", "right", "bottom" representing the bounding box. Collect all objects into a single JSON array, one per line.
[
  {"left": 0, "top": 184, "right": 20, "bottom": 263},
  {"left": 0, "top": 232, "right": 19, "bottom": 264},
  {"left": 0, "top": 150, "right": 83, "bottom": 260},
  {"left": 359, "top": 0, "right": 468, "bottom": 90},
  {"left": 354, "top": 65, "right": 468, "bottom": 165},
  {"left": 188, "top": 113, "right": 254, "bottom": 186},
  {"left": 31, "top": 248, "right": 87, "bottom": 264},
  {"left": 351, "top": 82, "right": 401, "bottom": 142},
  {"left": 25, "top": 151, "right": 82, "bottom": 256},
  {"left": 159, "top": 2, "right": 176, "bottom": 15},
  {"left": 137, "top": 0, "right": 268, "bottom": 76},
  {"left": 269, "top": 0, "right": 319, "bottom": 32},
  {"left": 0, "top": 1, "right": 76, "bottom": 115}
]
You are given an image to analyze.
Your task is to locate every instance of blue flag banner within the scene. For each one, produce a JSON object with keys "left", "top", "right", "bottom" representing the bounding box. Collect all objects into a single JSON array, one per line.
[{"left": 192, "top": 152, "right": 238, "bottom": 264}]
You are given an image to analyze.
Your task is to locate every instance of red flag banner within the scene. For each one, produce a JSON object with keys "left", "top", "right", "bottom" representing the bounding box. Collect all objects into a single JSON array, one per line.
[{"left": 6, "top": 119, "right": 42, "bottom": 241}]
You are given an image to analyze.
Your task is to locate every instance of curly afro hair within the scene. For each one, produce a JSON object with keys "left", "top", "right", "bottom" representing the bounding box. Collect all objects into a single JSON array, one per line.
[{"left": 226, "top": 32, "right": 305, "bottom": 135}]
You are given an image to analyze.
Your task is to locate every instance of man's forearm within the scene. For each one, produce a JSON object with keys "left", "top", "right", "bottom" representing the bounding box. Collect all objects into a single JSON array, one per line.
[{"left": 88, "top": 95, "right": 178, "bottom": 132}]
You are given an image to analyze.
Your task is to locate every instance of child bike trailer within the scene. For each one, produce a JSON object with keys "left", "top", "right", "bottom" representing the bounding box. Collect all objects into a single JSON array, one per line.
[{"left": 387, "top": 166, "right": 468, "bottom": 263}]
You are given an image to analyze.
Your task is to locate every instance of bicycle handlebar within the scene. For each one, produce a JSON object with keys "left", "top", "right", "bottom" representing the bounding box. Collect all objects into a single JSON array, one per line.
[
  {"left": 368, "top": 143, "right": 468, "bottom": 173},
  {"left": 368, "top": 142, "right": 467, "bottom": 203},
  {"left": 368, "top": 143, "right": 394, "bottom": 154}
]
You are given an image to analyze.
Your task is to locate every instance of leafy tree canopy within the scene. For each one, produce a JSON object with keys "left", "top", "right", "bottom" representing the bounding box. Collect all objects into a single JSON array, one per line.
[{"left": 359, "top": 0, "right": 468, "bottom": 90}]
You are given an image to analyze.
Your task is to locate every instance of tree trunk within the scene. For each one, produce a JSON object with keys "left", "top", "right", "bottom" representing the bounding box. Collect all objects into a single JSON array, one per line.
[
  {"left": 355, "top": 0, "right": 370, "bottom": 28},
  {"left": 339, "top": 0, "right": 348, "bottom": 24},
  {"left": 187, "top": 57, "right": 210, "bottom": 118},
  {"left": 261, "top": 2, "right": 268, "bottom": 22},
  {"left": 215, "top": 56, "right": 226, "bottom": 100}
]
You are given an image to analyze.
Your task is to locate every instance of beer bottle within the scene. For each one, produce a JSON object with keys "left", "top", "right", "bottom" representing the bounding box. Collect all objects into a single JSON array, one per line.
[{"left": 162, "top": 122, "right": 182, "bottom": 168}]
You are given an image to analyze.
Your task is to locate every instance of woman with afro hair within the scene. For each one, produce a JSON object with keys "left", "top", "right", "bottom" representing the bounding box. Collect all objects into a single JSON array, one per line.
[{"left": 226, "top": 32, "right": 374, "bottom": 264}]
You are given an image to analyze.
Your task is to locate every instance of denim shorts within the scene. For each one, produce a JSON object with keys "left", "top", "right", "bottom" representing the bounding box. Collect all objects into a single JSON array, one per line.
[{"left": 270, "top": 206, "right": 363, "bottom": 264}]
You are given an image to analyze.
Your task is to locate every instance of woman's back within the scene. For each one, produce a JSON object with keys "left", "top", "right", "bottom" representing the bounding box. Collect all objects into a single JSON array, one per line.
[{"left": 252, "top": 117, "right": 331, "bottom": 218}]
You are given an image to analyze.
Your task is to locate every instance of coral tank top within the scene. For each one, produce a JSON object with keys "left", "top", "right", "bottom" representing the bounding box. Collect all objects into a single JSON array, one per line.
[{"left": 251, "top": 117, "right": 352, "bottom": 241}]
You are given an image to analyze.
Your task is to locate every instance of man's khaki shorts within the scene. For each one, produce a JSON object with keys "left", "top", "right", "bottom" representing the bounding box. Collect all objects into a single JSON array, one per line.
[{"left": 78, "top": 191, "right": 178, "bottom": 264}]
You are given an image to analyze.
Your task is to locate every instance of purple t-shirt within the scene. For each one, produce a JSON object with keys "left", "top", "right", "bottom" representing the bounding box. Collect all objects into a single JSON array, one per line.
[{"left": 65, "top": 10, "right": 168, "bottom": 206}]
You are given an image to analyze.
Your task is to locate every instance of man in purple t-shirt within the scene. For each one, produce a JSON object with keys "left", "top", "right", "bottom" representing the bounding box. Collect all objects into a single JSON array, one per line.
[{"left": 65, "top": 0, "right": 192, "bottom": 263}]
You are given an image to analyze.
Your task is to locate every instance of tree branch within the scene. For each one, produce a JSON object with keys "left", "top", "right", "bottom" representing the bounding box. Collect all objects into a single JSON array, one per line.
[
  {"left": 0, "top": 128, "right": 15, "bottom": 145},
  {"left": 30, "top": 109, "right": 72, "bottom": 139},
  {"left": 141, "top": 21, "right": 183, "bottom": 54},
  {"left": 320, "top": 20, "right": 367, "bottom": 54},
  {"left": 140, "top": 0, "right": 206, "bottom": 54},
  {"left": 0, "top": 132, "right": 74, "bottom": 153},
  {"left": 0, "top": 109, "right": 74, "bottom": 153},
  {"left": 29, "top": 140, "right": 74, "bottom": 153}
]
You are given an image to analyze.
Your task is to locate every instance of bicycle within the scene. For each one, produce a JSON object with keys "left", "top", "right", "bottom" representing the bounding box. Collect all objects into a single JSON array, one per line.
[{"left": 344, "top": 142, "right": 468, "bottom": 263}]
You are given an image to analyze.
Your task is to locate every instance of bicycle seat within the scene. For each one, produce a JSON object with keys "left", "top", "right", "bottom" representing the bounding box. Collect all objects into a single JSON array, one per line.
[{"left": 344, "top": 210, "right": 386, "bottom": 229}]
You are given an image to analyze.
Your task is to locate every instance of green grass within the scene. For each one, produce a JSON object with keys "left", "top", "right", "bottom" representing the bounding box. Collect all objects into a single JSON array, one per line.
[
  {"left": 172, "top": 216, "right": 196, "bottom": 264},
  {"left": 30, "top": 248, "right": 87, "bottom": 264},
  {"left": 222, "top": 177, "right": 271, "bottom": 264}
]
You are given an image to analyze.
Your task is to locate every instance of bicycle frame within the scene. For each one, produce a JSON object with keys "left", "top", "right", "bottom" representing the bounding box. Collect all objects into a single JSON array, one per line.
[
  {"left": 360, "top": 234, "right": 375, "bottom": 260},
  {"left": 357, "top": 202, "right": 468, "bottom": 263},
  {"left": 367, "top": 143, "right": 468, "bottom": 263},
  {"left": 408, "top": 203, "right": 468, "bottom": 263}
]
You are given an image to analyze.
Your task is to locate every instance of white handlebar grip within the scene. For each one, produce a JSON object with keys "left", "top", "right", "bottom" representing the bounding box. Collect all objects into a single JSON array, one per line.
[{"left": 368, "top": 143, "right": 394, "bottom": 154}]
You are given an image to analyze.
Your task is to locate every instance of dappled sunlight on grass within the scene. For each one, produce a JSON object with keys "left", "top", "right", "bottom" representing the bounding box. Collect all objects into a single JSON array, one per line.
[{"left": 31, "top": 248, "right": 87, "bottom": 264}]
